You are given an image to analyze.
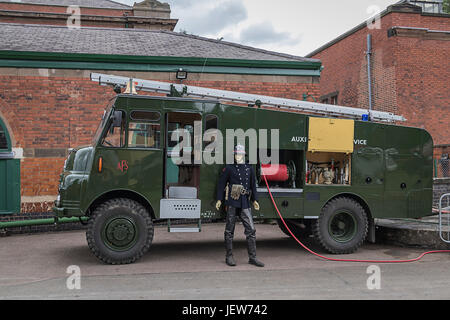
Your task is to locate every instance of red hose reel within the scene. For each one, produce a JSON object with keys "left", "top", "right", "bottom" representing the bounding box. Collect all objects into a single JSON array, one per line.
[
  {"left": 260, "top": 164, "right": 289, "bottom": 182},
  {"left": 259, "top": 160, "right": 297, "bottom": 186}
]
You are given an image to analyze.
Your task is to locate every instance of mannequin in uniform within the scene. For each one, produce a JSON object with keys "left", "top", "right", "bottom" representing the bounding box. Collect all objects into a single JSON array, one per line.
[{"left": 215, "top": 144, "right": 264, "bottom": 267}]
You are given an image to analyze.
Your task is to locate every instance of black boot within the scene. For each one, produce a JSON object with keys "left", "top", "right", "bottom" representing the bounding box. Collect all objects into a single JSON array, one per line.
[
  {"left": 249, "top": 257, "right": 264, "bottom": 267},
  {"left": 226, "top": 250, "right": 236, "bottom": 267},
  {"left": 225, "top": 207, "right": 237, "bottom": 267},
  {"left": 247, "top": 237, "right": 264, "bottom": 267},
  {"left": 225, "top": 237, "right": 236, "bottom": 267}
]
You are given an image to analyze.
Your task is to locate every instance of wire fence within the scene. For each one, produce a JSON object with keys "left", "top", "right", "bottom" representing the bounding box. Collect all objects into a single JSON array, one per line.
[{"left": 435, "top": 157, "right": 450, "bottom": 178}]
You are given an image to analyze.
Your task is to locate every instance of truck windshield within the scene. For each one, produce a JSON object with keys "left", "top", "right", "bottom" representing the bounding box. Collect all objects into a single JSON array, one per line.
[{"left": 92, "top": 100, "right": 114, "bottom": 145}]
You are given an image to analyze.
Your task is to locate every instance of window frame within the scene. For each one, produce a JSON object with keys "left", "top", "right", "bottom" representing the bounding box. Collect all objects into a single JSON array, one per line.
[
  {"left": 320, "top": 91, "right": 339, "bottom": 106},
  {"left": 0, "top": 125, "right": 9, "bottom": 151},
  {"left": 127, "top": 110, "right": 162, "bottom": 150},
  {"left": 100, "top": 109, "right": 127, "bottom": 149},
  {"left": 130, "top": 110, "right": 161, "bottom": 122},
  {"left": 0, "top": 117, "right": 12, "bottom": 152}
]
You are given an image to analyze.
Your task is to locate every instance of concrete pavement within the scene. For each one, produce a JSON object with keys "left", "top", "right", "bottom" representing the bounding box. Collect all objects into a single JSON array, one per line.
[
  {"left": 0, "top": 222, "right": 450, "bottom": 299},
  {"left": 376, "top": 214, "right": 450, "bottom": 249}
]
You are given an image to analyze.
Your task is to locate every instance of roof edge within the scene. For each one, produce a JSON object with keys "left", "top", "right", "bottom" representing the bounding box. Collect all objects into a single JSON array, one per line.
[{"left": 0, "top": 50, "right": 323, "bottom": 70}]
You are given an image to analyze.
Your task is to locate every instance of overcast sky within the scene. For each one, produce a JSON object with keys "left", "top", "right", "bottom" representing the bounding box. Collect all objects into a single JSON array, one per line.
[{"left": 116, "top": 0, "right": 401, "bottom": 56}]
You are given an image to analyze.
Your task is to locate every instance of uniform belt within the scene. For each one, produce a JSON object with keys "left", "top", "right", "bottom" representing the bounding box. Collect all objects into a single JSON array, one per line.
[
  {"left": 241, "top": 188, "right": 250, "bottom": 195},
  {"left": 232, "top": 185, "right": 251, "bottom": 195}
]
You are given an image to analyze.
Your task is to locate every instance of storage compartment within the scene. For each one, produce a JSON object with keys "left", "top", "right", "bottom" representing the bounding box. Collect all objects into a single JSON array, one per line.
[
  {"left": 306, "top": 117, "right": 354, "bottom": 186},
  {"left": 306, "top": 151, "right": 351, "bottom": 185},
  {"left": 257, "top": 149, "right": 303, "bottom": 189},
  {"left": 308, "top": 117, "right": 354, "bottom": 153}
]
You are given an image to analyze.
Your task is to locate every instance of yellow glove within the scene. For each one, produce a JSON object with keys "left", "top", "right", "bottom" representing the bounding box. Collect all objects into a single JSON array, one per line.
[
  {"left": 253, "top": 201, "right": 260, "bottom": 211},
  {"left": 215, "top": 200, "right": 222, "bottom": 211}
]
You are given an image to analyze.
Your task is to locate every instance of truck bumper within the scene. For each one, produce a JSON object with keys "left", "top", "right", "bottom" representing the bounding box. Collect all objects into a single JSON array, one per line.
[
  {"left": 52, "top": 205, "right": 83, "bottom": 218},
  {"left": 52, "top": 206, "right": 65, "bottom": 217}
]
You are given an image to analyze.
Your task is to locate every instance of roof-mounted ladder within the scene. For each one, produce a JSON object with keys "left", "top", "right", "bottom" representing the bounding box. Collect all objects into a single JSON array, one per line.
[{"left": 90, "top": 72, "right": 406, "bottom": 122}]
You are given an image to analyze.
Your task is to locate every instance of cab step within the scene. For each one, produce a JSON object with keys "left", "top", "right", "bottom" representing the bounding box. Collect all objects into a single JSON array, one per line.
[
  {"left": 169, "top": 227, "right": 201, "bottom": 233},
  {"left": 167, "top": 219, "right": 202, "bottom": 233}
]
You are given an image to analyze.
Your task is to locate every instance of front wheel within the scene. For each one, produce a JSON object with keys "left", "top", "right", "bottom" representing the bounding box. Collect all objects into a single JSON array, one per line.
[
  {"left": 313, "top": 197, "right": 368, "bottom": 254},
  {"left": 86, "top": 198, "right": 153, "bottom": 264}
]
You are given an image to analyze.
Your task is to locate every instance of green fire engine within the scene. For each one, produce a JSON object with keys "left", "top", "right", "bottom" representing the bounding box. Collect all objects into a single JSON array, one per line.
[{"left": 53, "top": 73, "right": 433, "bottom": 264}]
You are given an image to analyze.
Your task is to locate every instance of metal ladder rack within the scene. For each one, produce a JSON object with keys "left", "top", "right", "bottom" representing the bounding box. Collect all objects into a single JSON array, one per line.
[{"left": 91, "top": 73, "right": 406, "bottom": 122}]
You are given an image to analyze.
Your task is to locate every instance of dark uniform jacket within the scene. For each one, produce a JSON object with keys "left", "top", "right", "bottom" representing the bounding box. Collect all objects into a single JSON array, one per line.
[{"left": 216, "top": 163, "right": 258, "bottom": 209}]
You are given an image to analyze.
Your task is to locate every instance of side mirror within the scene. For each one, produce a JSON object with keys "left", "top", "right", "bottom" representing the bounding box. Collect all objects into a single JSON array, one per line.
[{"left": 112, "top": 111, "right": 123, "bottom": 127}]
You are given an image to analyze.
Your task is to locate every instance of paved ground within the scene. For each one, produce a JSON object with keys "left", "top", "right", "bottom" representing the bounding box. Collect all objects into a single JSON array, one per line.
[
  {"left": 1, "top": 222, "right": 450, "bottom": 300},
  {"left": 376, "top": 214, "right": 450, "bottom": 249}
]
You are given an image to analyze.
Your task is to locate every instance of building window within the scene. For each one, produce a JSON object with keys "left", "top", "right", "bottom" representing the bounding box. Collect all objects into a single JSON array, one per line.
[
  {"left": 0, "top": 127, "right": 8, "bottom": 150},
  {"left": 330, "top": 95, "right": 338, "bottom": 105},
  {"left": 320, "top": 92, "right": 339, "bottom": 105}
]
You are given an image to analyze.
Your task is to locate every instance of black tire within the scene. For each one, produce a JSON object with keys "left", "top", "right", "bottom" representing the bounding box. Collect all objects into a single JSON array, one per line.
[
  {"left": 86, "top": 198, "right": 153, "bottom": 265},
  {"left": 313, "top": 197, "right": 368, "bottom": 254},
  {"left": 277, "top": 219, "right": 312, "bottom": 240}
]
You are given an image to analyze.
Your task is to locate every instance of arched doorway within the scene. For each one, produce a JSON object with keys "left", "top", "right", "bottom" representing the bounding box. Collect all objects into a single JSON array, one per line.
[{"left": 0, "top": 117, "right": 20, "bottom": 214}]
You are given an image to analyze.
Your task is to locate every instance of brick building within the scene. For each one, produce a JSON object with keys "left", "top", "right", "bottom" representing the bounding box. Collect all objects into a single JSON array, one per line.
[
  {"left": 0, "top": 0, "right": 178, "bottom": 30},
  {"left": 0, "top": 1, "right": 322, "bottom": 218},
  {"left": 307, "top": 1, "right": 449, "bottom": 153}
]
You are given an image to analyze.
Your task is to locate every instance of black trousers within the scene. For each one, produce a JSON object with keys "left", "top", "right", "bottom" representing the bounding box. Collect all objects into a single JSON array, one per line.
[{"left": 224, "top": 206, "right": 257, "bottom": 259}]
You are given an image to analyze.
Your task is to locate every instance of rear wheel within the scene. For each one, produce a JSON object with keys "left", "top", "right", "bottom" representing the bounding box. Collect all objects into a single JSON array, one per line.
[
  {"left": 313, "top": 197, "right": 368, "bottom": 254},
  {"left": 86, "top": 198, "right": 153, "bottom": 264}
]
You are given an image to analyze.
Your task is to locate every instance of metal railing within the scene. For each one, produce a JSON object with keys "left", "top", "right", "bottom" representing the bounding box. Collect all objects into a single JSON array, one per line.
[
  {"left": 439, "top": 193, "right": 450, "bottom": 243},
  {"left": 407, "top": 0, "right": 444, "bottom": 13}
]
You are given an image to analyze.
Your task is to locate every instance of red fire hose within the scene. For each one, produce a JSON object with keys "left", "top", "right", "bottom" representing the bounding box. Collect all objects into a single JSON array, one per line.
[{"left": 262, "top": 174, "right": 450, "bottom": 263}]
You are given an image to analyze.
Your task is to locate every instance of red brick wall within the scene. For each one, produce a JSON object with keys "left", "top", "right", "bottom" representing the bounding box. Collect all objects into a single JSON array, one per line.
[
  {"left": 0, "top": 72, "right": 319, "bottom": 213},
  {"left": 312, "top": 13, "right": 398, "bottom": 112},
  {"left": 394, "top": 35, "right": 450, "bottom": 145},
  {"left": 311, "top": 10, "right": 450, "bottom": 145}
]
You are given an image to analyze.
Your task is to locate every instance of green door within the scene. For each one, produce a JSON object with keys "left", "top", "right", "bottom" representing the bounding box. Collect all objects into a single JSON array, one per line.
[
  {"left": 0, "top": 118, "right": 20, "bottom": 214},
  {"left": 352, "top": 123, "right": 385, "bottom": 217},
  {"left": 384, "top": 126, "right": 424, "bottom": 218}
]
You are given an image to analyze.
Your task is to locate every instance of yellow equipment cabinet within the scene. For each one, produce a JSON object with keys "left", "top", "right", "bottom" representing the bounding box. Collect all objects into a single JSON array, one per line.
[
  {"left": 308, "top": 117, "right": 354, "bottom": 153},
  {"left": 306, "top": 117, "right": 354, "bottom": 185}
]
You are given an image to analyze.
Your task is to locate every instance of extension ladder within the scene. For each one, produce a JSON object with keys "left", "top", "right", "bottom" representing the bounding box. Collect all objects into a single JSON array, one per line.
[{"left": 90, "top": 73, "right": 406, "bottom": 123}]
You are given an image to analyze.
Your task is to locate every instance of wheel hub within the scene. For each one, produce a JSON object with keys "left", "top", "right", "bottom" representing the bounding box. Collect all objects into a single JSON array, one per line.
[
  {"left": 328, "top": 211, "right": 357, "bottom": 243},
  {"left": 103, "top": 218, "right": 137, "bottom": 251}
]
